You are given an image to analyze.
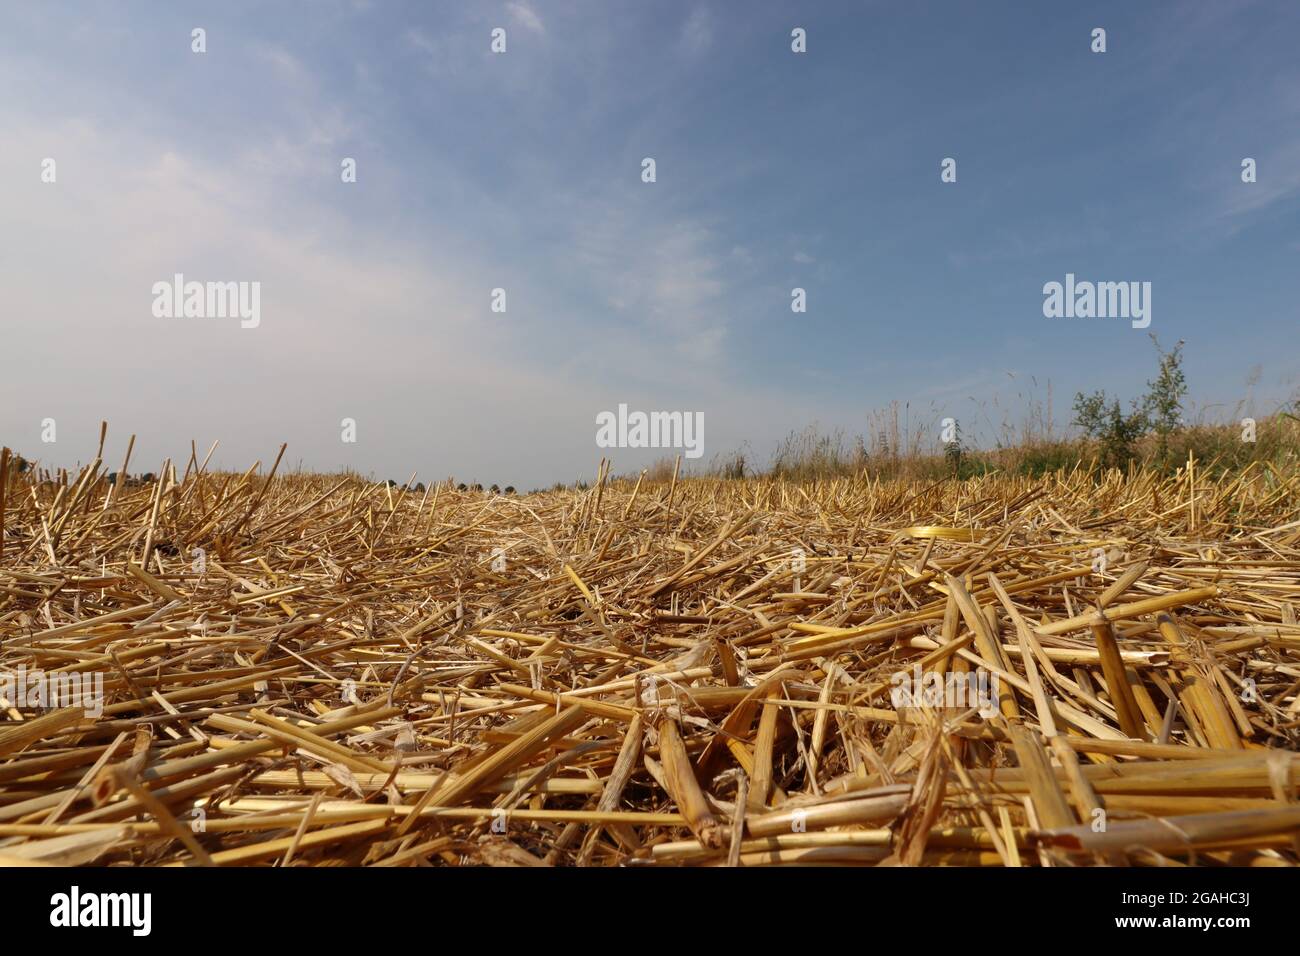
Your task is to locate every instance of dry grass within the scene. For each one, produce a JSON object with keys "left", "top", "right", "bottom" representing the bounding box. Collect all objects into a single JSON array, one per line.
[
  {"left": 697, "top": 411, "right": 1300, "bottom": 483},
  {"left": 1, "top": 433, "right": 1299, "bottom": 867}
]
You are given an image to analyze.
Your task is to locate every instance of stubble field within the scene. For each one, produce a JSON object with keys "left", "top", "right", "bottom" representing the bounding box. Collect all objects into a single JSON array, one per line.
[{"left": 2, "top": 444, "right": 1299, "bottom": 867}]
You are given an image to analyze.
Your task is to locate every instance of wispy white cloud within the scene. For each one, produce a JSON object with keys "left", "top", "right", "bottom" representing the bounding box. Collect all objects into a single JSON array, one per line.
[
  {"left": 405, "top": 26, "right": 477, "bottom": 78},
  {"left": 506, "top": 1, "right": 545, "bottom": 36},
  {"left": 252, "top": 43, "right": 312, "bottom": 88},
  {"left": 678, "top": 8, "right": 713, "bottom": 57},
  {"left": 570, "top": 205, "right": 730, "bottom": 361}
]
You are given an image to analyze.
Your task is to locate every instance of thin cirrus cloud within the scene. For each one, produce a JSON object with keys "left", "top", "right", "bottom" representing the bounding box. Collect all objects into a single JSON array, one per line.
[
  {"left": 678, "top": 8, "right": 714, "bottom": 57},
  {"left": 506, "top": 2, "right": 546, "bottom": 36},
  {"left": 0, "top": 107, "right": 781, "bottom": 484}
]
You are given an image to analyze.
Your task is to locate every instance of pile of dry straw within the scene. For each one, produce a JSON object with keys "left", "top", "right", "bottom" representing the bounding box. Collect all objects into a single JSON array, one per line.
[{"left": 1, "top": 433, "right": 1298, "bottom": 866}]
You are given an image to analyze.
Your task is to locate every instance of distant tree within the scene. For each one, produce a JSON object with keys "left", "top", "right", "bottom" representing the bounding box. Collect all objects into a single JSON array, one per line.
[{"left": 1141, "top": 336, "right": 1187, "bottom": 468}]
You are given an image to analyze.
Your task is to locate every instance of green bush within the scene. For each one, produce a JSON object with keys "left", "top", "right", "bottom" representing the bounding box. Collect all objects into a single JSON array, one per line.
[
  {"left": 1072, "top": 390, "right": 1148, "bottom": 468},
  {"left": 1071, "top": 335, "right": 1187, "bottom": 471}
]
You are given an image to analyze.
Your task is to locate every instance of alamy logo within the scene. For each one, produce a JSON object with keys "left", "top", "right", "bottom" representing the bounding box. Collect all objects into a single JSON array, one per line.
[
  {"left": 49, "top": 886, "right": 151, "bottom": 936},
  {"left": 595, "top": 404, "right": 704, "bottom": 459},
  {"left": 890, "top": 665, "right": 999, "bottom": 717},
  {"left": 1042, "top": 273, "right": 1150, "bottom": 329},
  {"left": 1, "top": 666, "right": 104, "bottom": 717},
  {"left": 152, "top": 274, "right": 261, "bottom": 328}
]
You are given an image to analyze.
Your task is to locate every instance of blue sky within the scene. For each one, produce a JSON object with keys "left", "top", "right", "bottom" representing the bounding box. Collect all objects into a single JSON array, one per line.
[{"left": 2, "top": 1, "right": 1298, "bottom": 487}]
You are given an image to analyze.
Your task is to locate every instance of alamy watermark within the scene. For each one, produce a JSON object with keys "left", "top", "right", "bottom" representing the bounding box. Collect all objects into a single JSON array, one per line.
[
  {"left": 595, "top": 404, "right": 704, "bottom": 459},
  {"left": 1, "top": 666, "right": 104, "bottom": 718},
  {"left": 890, "top": 664, "right": 999, "bottom": 718},
  {"left": 50, "top": 886, "right": 150, "bottom": 936},
  {"left": 152, "top": 274, "right": 261, "bottom": 328},
  {"left": 1043, "top": 273, "right": 1150, "bottom": 329}
]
